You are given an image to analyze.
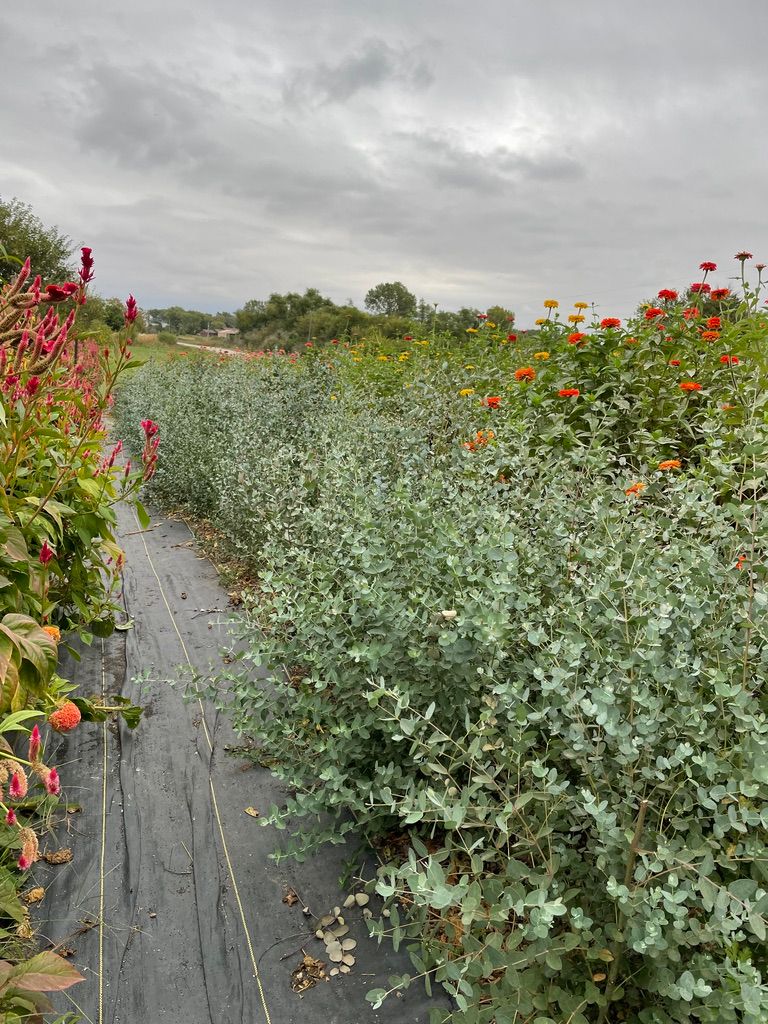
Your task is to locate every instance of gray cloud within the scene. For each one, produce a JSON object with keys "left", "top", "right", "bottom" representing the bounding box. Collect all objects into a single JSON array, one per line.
[{"left": 1, "top": 0, "right": 767, "bottom": 322}]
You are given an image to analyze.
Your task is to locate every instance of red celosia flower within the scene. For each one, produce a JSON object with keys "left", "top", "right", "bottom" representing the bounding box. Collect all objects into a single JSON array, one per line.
[
  {"left": 484, "top": 396, "right": 501, "bottom": 409},
  {"left": 513, "top": 367, "right": 535, "bottom": 382},
  {"left": 700, "top": 330, "right": 720, "bottom": 341},
  {"left": 734, "top": 251, "right": 753, "bottom": 261},
  {"left": 79, "top": 246, "right": 95, "bottom": 285},
  {"left": 9, "top": 770, "right": 26, "bottom": 799},
  {"left": 706, "top": 316, "right": 721, "bottom": 329},
  {"left": 5, "top": 809, "right": 16, "bottom": 827},
  {"left": 124, "top": 294, "right": 139, "bottom": 325},
  {"left": 39, "top": 540, "right": 55, "bottom": 565},
  {"left": 141, "top": 419, "right": 159, "bottom": 438},
  {"left": 17, "top": 853, "right": 32, "bottom": 872},
  {"left": 600, "top": 317, "right": 621, "bottom": 329},
  {"left": 41, "top": 282, "right": 79, "bottom": 302},
  {"left": 657, "top": 289, "right": 678, "bottom": 301},
  {"left": 720, "top": 354, "right": 739, "bottom": 365},
  {"left": 680, "top": 381, "right": 702, "bottom": 391},
  {"left": 558, "top": 388, "right": 580, "bottom": 397},
  {"left": 49, "top": 701, "right": 81, "bottom": 733},
  {"left": 568, "top": 332, "right": 586, "bottom": 345},
  {"left": 24, "top": 375, "right": 40, "bottom": 396},
  {"left": 43, "top": 767, "right": 60, "bottom": 796},
  {"left": 644, "top": 307, "right": 664, "bottom": 320},
  {"left": 711, "top": 288, "right": 730, "bottom": 300},
  {"left": 690, "top": 282, "right": 711, "bottom": 294},
  {"left": 507, "top": 333, "right": 517, "bottom": 341},
  {"left": 669, "top": 359, "right": 681, "bottom": 366},
  {"left": 699, "top": 261, "right": 717, "bottom": 272},
  {"left": 28, "top": 725, "right": 41, "bottom": 762}
]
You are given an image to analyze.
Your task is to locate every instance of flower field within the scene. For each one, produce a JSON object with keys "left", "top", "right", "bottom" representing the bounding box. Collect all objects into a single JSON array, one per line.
[
  {"left": 117, "top": 258, "right": 768, "bottom": 1023},
  {"left": 0, "top": 252, "right": 149, "bottom": 1017}
]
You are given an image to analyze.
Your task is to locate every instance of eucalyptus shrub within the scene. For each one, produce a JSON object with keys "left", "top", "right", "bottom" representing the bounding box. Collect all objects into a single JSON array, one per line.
[{"left": 116, "top": 264, "right": 768, "bottom": 1023}]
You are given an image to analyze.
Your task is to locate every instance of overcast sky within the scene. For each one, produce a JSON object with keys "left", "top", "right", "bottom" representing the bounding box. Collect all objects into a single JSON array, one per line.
[{"left": 2, "top": 1, "right": 767, "bottom": 324}]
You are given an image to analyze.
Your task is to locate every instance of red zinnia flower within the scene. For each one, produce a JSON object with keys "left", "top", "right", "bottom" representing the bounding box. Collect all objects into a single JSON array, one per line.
[
  {"left": 600, "top": 317, "right": 621, "bottom": 329},
  {"left": 568, "top": 332, "right": 586, "bottom": 345},
  {"left": 711, "top": 288, "right": 730, "bottom": 300},
  {"left": 756, "top": 263, "right": 766, "bottom": 272},
  {"left": 669, "top": 359, "right": 681, "bottom": 366},
  {"left": 507, "top": 333, "right": 517, "bottom": 341},
  {"left": 476, "top": 314, "right": 487, "bottom": 320},
  {"left": 679, "top": 381, "right": 702, "bottom": 392},
  {"left": 720, "top": 354, "right": 739, "bottom": 365},
  {"left": 699, "top": 261, "right": 717, "bottom": 272},
  {"left": 705, "top": 316, "right": 721, "bottom": 329},
  {"left": 682, "top": 307, "right": 700, "bottom": 320},
  {"left": 484, "top": 396, "right": 501, "bottom": 409},
  {"left": 403, "top": 334, "right": 413, "bottom": 341},
  {"left": 690, "top": 282, "right": 711, "bottom": 294},
  {"left": 657, "top": 289, "right": 678, "bottom": 301},
  {"left": 734, "top": 251, "right": 753, "bottom": 262},
  {"left": 644, "top": 307, "right": 664, "bottom": 320},
  {"left": 558, "top": 388, "right": 580, "bottom": 397}
]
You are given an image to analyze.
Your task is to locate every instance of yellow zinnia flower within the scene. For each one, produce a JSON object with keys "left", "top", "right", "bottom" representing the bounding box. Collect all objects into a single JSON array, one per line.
[
  {"left": 568, "top": 314, "right": 585, "bottom": 324},
  {"left": 533, "top": 351, "right": 550, "bottom": 360},
  {"left": 574, "top": 301, "right": 589, "bottom": 309},
  {"left": 466, "top": 327, "right": 478, "bottom": 334},
  {"left": 544, "top": 299, "right": 559, "bottom": 309},
  {"left": 459, "top": 388, "right": 475, "bottom": 396},
  {"left": 464, "top": 364, "right": 475, "bottom": 369},
  {"left": 535, "top": 317, "right": 546, "bottom": 326}
]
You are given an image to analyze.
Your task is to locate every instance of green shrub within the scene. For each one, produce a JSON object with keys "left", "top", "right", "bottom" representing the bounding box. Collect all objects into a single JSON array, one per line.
[{"left": 116, "top": 263, "right": 768, "bottom": 1023}]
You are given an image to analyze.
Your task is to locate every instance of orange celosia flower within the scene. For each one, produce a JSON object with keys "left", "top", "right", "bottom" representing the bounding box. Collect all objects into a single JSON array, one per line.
[
  {"left": 658, "top": 459, "right": 682, "bottom": 470},
  {"left": 514, "top": 367, "right": 535, "bottom": 382},
  {"left": 625, "top": 482, "right": 646, "bottom": 496}
]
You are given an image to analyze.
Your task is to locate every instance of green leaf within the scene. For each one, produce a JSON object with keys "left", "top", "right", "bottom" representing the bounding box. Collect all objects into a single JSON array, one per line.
[
  {"left": 135, "top": 500, "right": 151, "bottom": 530},
  {"left": 5, "top": 951, "right": 85, "bottom": 992}
]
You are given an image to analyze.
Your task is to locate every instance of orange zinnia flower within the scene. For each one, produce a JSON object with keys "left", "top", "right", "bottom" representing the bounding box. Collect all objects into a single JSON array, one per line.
[
  {"left": 568, "top": 332, "right": 586, "bottom": 345},
  {"left": 558, "top": 388, "right": 580, "bottom": 397},
  {"left": 700, "top": 330, "right": 720, "bottom": 341},
  {"left": 625, "top": 482, "right": 646, "bottom": 496},
  {"left": 720, "top": 354, "right": 739, "bottom": 365},
  {"left": 658, "top": 459, "right": 681, "bottom": 470},
  {"left": 680, "top": 381, "right": 702, "bottom": 392},
  {"left": 42, "top": 625, "right": 61, "bottom": 643},
  {"left": 514, "top": 367, "right": 535, "bottom": 382},
  {"left": 484, "top": 396, "right": 501, "bottom": 409}
]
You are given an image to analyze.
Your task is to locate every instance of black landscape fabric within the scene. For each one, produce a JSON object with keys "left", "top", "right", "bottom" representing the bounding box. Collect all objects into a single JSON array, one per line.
[{"left": 32, "top": 505, "right": 449, "bottom": 1023}]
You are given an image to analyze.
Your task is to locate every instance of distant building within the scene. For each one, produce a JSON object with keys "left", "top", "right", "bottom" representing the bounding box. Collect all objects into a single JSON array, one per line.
[
  {"left": 216, "top": 327, "right": 240, "bottom": 339},
  {"left": 199, "top": 328, "right": 217, "bottom": 337}
]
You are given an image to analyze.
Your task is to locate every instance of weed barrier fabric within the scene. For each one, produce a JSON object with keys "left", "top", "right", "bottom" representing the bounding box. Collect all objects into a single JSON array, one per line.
[{"left": 33, "top": 506, "right": 449, "bottom": 1023}]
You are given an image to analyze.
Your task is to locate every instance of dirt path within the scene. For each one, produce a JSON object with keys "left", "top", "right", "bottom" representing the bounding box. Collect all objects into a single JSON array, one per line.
[
  {"left": 33, "top": 505, "right": 446, "bottom": 1023},
  {"left": 176, "top": 340, "right": 244, "bottom": 356}
]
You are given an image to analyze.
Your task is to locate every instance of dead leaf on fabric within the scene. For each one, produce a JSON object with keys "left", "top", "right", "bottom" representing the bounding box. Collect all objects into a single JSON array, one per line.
[
  {"left": 244, "top": 806, "right": 260, "bottom": 818},
  {"left": 22, "top": 887, "right": 45, "bottom": 904},
  {"left": 43, "top": 848, "right": 73, "bottom": 865},
  {"left": 290, "top": 953, "right": 327, "bottom": 993},
  {"left": 282, "top": 887, "right": 299, "bottom": 906}
]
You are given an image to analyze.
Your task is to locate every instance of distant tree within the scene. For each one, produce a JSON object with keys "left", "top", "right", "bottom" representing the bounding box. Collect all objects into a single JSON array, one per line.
[
  {"left": 0, "top": 197, "right": 73, "bottom": 285},
  {"left": 364, "top": 281, "right": 417, "bottom": 317},
  {"left": 486, "top": 305, "right": 515, "bottom": 327}
]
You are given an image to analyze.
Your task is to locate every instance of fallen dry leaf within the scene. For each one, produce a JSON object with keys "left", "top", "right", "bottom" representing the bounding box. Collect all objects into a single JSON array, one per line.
[
  {"left": 22, "top": 887, "right": 45, "bottom": 905},
  {"left": 290, "top": 953, "right": 327, "bottom": 993},
  {"left": 244, "top": 806, "right": 260, "bottom": 818},
  {"left": 43, "top": 848, "right": 73, "bottom": 865},
  {"left": 282, "top": 887, "right": 299, "bottom": 906}
]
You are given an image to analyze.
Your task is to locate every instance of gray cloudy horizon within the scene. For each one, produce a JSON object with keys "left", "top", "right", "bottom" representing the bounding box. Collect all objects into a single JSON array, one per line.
[{"left": 2, "top": 0, "right": 767, "bottom": 325}]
